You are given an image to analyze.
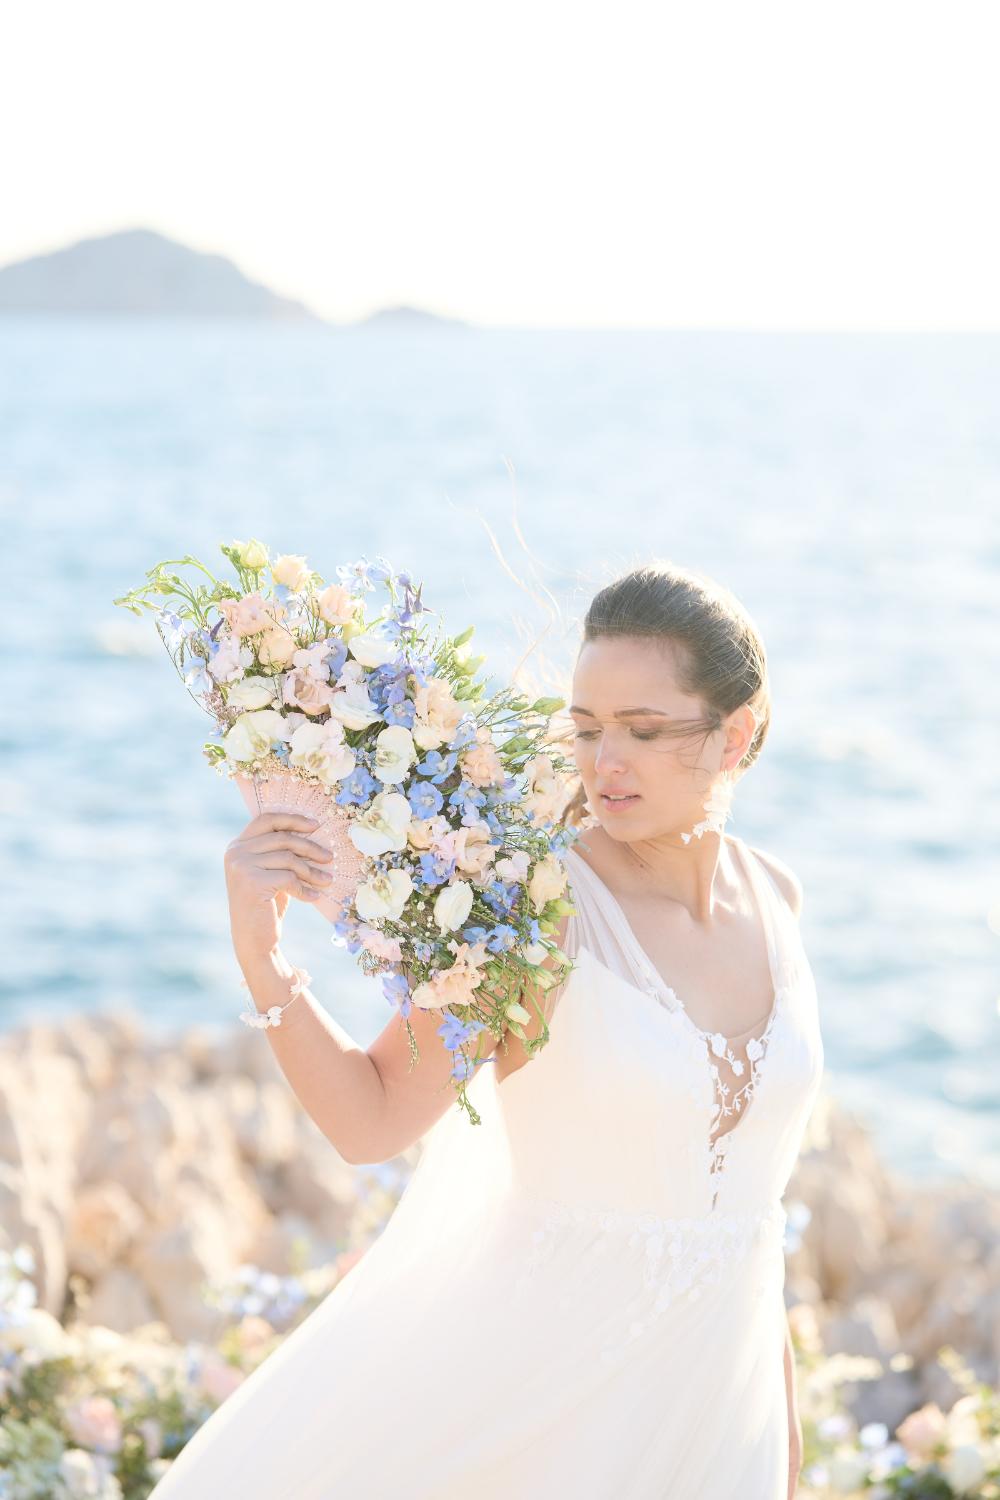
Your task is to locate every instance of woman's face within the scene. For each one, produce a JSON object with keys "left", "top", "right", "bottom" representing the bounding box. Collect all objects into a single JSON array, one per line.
[{"left": 569, "top": 636, "right": 738, "bottom": 842}]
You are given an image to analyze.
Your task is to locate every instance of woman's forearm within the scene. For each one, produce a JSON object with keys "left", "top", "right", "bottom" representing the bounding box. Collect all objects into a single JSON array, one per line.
[{"left": 237, "top": 945, "right": 386, "bottom": 1165}]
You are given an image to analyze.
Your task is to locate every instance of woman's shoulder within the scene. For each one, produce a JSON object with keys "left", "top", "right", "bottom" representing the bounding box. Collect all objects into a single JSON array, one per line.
[{"left": 742, "top": 840, "right": 804, "bottom": 919}]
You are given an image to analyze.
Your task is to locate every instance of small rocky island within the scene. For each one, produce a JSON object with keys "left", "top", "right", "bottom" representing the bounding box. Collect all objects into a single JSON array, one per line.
[{"left": 0, "top": 228, "right": 464, "bottom": 327}]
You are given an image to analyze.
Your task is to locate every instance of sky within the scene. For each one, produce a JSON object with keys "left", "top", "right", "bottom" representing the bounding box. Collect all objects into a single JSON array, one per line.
[{"left": 1, "top": 0, "right": 998, "bottom": 330}]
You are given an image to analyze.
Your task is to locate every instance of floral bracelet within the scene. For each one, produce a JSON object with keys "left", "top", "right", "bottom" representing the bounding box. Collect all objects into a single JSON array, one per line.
[{"left": 238, "top": 965, "right": 313, "bottom": 1029}]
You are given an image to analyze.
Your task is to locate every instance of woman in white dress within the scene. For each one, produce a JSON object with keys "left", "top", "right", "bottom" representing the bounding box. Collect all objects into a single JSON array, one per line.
[{"left": 149, "top": 562, "right": 824, "bottom": 1500}]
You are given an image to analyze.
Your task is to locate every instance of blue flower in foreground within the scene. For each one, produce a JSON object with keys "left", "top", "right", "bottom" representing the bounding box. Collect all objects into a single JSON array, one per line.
[
  {"left": 462, "top": 925, "right": 490, "bottom": 945},
  {"left": 383, "top": 970, "right": 411, "bottom": 1017},
  {"left": 383, "top": 695, "right": 416, "bottom": 730},
  {"left": 408, "top": 780, "right": 444, "bottom": 819},
  {"left": 335, "top": 766, "right": 379, "bottom": 806}
]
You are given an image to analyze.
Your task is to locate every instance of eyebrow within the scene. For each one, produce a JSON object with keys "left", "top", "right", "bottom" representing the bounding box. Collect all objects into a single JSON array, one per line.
[{"left": 569, "top": 705, "right": 673, "bottom": 718}]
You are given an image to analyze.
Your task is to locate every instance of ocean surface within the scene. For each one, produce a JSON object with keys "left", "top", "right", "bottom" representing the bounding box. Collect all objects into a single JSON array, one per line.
[{"left": 1, "top": 317, "right": 997, "bottom": 1189}]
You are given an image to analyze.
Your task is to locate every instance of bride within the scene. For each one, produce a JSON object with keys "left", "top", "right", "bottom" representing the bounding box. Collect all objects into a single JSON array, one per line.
[{"left": 149, "top": 561, "right": 824, "bottom": 1500}]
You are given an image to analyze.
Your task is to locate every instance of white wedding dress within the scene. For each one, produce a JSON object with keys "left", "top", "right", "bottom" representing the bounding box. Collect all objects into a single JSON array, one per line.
[{"left": 149, "top": 832, "right": 824, "bottom": 1499}]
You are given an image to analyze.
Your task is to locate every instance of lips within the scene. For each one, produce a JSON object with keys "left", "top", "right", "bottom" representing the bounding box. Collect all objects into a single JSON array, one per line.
[{"left": 600, "top": 792, "right": 640, "bottom": 808}]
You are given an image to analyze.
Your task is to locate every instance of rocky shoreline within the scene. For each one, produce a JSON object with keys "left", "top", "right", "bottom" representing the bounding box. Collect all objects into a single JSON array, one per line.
[{"left": 1, "top": 1007, "right": 994, "bottom": 1436}]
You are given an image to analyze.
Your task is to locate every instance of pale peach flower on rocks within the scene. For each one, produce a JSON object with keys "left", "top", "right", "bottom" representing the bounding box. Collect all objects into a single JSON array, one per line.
[
  {"left": 217, "top": 592, "right": 271, "bottom": 637},
  {"left": 461, "top": 727, "right": 507, "bottom": 788},
  {"left": 315, "top": 583, "right": 357, "bottom": 626},
  {"left": 197, "top": 1350, "right": 247, "bottom": 1405},
  {"left": 64, "top": 1393, "right": 123, "bottom": 1454},
  {"left": 234, "top": 1316, "right": 276, "bottom": 1359},
  {"left": 896, "top": 1402, "right": 947, "bottom": 1463}
]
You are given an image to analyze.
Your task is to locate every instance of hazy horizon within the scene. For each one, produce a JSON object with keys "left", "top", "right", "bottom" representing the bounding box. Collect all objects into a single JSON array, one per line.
[{"left": 2, "top": 0, "right": 998, "bottom": 332}]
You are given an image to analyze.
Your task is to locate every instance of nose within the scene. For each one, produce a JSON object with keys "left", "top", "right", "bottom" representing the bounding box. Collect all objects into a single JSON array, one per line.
[{"left": 592, "top": 732, "right": 630, "bottom": 775}]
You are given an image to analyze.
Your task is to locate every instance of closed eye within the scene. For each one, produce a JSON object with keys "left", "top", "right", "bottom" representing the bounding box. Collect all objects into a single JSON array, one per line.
[{"left": 574, "top": 729, "right": 662, "bottom": 741}]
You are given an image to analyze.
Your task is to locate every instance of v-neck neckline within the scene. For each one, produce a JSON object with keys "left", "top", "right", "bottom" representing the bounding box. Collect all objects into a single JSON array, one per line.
[{"left": 563, "top": 833, "right": 783, "bottom": 1049}]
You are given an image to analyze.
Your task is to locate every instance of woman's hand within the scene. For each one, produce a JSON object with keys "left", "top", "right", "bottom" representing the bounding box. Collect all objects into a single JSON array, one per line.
[{"left": 224, "top": 812, "right": 335, "bottom": 959}]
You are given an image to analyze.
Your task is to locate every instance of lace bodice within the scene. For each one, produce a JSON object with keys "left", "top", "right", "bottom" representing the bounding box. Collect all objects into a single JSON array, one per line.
[{"left": 495, "top": 834, "right": 825, "bottom": 1222}]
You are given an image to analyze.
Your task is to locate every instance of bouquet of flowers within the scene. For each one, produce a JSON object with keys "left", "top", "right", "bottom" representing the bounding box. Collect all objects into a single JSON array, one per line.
[{"left": 113, "top": 539, "right": 580, "bottom": 1123}]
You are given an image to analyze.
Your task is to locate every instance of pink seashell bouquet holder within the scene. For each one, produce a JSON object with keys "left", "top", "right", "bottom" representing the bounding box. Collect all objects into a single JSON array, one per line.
[{"left": 234, "top": 770, "right": 369, "bottom": 925}]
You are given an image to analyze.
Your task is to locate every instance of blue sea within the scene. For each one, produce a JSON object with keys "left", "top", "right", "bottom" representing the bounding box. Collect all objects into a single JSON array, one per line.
[{"left": 2, "top": 318, "right": 997, "bottom": 1189}]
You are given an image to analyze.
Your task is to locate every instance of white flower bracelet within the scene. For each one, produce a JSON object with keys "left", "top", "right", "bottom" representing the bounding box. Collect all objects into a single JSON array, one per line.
[{"left": 238, "top": 965, "right": 313, "bottom": 1029}]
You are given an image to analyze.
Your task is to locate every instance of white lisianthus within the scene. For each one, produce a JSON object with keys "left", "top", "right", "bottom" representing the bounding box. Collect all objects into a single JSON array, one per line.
[
  {"left": 288, "top": 721, "right": 356, "bottom": 786},
  {"left": 527, "top": 852, "right": 568, "bottom": 913},
  {"left": 223, "top": 709, "right": 290, "bottom": 763},
  {"left": 328, "top": 666, "right": 384, "bottom": 731},
  {"left": 349, "top": 791, "right": 413, "bottom": 856},
  {"left": 233, "top": 537, "right": 269, "bottom": 570},
  {"left": 348, "top": 630, "right": 399, "bottom": 669},
  {"left": 224, "top": 675, "right": 278, "bottom": 711},
  {"left": 433, "top": 879, "right": 474, "bottom": 932},
  {"left": 521, "top": 941, "right": 549, "bottom": 964},
  {"left": 373, "top": 724, "right": 417, "bottom": 785},
  {"left": 354, "top": 867, "right": 414, "bottom": 923},
  {"left": 271, "top": 554, "right": 312, "bottom": 591}
]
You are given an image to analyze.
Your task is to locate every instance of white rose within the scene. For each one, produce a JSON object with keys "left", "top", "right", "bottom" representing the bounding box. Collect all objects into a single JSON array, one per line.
[
  {"left": 270, "top": 554, "right": 311, "bottom": 591},
  {"left": 349, "top": 791, "right": 413, "bottom": 856},
  {"left": 433, "top": 880, "right": 474, "bottom": 932},
  {"left": 354, "top": 867, "right": 414, "bottom": 923},
  {"left": 527, "top": 852, "right": 568, "bottom": 913},
  {"left": 348, "top": 630, "right": 399, "bottom": 669},
  {"left": 223, "top": 709, "right": 290, "bottom": 763},
  {"left": 373, "top": 725, "right": 417, "bottom": 785},
  {"left": 224, "top": 675, "right": 278, "bottom": 711},
  {"left": 288, "top": 722, "right": 356, "bottom": 786},
  {"left": 233, "top": 537, "right": 269, "bottom": 570}
]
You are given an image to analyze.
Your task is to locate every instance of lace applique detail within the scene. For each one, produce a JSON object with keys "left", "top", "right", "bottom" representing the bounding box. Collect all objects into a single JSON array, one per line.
[
  {"left": 635, "top": 968, "right": 783, "bottom": 1212},
  {"left": 511, "top": 1194, "right": 787, "bottom": 1365}
]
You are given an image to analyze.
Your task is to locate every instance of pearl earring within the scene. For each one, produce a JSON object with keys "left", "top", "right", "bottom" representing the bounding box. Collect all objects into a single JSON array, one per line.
[{"left": 679, "top": 769, "right": 735, "bottom": 845}]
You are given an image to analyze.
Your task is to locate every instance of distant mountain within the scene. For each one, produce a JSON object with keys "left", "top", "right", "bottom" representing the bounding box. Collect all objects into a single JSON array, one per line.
[
  {"left": 0, "top": 228, "right": 323, "bottom": 320},
  {"left": 359, "top": 304, "right": 469, "bottom": 329}
]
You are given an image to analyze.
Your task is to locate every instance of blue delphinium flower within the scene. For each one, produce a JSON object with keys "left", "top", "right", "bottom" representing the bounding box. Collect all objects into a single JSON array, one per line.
[
  {"left": 408, "top": 779, "right": 444, "bottom": 819},
  {"left": 383, "top": 969, "right": 411, "bottom": 1018},
  {"left": 417, "top": 849, "right": 455, "bottom": 887},
  {"left": 416, "top": 749, "right": 458, "bottom": 784},
  {"left": 335, "top": 766, "right": 379, "bottom": 806},
  {"left": 485, "top": 923, "right": 519, "bottom": 954}
]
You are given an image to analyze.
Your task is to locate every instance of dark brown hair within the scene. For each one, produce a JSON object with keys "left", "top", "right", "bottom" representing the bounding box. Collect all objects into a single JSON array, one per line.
[{"left": 558, "top": 561, "right": 772, "bottom": 828}]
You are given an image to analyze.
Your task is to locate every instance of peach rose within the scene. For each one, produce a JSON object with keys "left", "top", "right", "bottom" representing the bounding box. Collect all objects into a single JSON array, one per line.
[
  {"left": 461, "top": 727, "right": 507, "bottom": 788},
  {"left": 217, "top": 592, "right": 271, "bottom": 637},
  {"left": 271, "top": 554, "right": 312, "bottom": 591},
  {"left": 896, "top": 1402, "right": 947, "bottom": 1463},
  {"left": 282, "top": 667, "right": 337, "bottom": 716},
  {"left": 315, "top": 583, "right": 356, "bottom": 626}
]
